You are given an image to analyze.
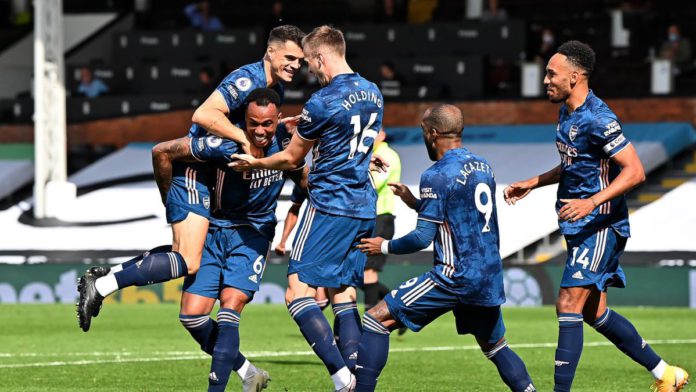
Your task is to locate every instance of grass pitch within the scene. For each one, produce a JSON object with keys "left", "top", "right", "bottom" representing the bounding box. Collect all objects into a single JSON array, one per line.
[{"left": 1, "top": 304, "right": 694, "bottom": 391}]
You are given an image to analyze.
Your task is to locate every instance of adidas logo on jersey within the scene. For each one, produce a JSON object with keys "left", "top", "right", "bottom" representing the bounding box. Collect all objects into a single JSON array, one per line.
[
  {"left": 349, "top": 352, "right": 358, "bottom": 360},
  {"left": 555, "top": 360, "right": 570, "bottom": 367},
  {"left": 248, "top": 274, "right": 258, "bottom": 283},
  {"left": 390, "top": 289, "right": 398, "bottom": 298},
  {"left": 572, "top": 271, "right": 584, "bottom": 280}
]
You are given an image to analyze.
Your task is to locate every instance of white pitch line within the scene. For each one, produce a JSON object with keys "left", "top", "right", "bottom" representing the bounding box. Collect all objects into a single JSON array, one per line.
[{"left": 1, "top": 339, "right": 695, "bottom": 369}]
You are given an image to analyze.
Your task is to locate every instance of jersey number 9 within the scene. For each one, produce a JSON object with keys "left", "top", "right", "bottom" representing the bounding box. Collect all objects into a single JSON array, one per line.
[{"left": 475, "top": 182, "right": 493, "bottom": 233}]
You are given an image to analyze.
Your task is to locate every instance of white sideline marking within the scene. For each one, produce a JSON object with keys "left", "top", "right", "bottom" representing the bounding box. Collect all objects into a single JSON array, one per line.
[{"left": 1, "top": 339, "right": 695, "bottom": 369}]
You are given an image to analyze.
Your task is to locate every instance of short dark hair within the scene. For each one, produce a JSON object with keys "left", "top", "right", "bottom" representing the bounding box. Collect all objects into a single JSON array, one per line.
[
  {"left": 424, "top": 104, "right": 464, "bottom": 137},
  {"left": 245, "top": 88, "right": 281, "bottom": 108},
  {"left": 557, "top": 40, "right": 595, "bottom": 76},
  {"left": 268, "top": 25, "right": 305, "bottom": 47},
  {"left": 302, "top": 25, "right": 346, "bottom": 57}
]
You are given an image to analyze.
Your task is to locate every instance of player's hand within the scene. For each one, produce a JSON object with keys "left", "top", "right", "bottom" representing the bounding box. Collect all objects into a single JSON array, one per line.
[
  {"left": 503, "top": 181, "right": 534, "bottom": 205},
  {"left": 357, "top": 237, "right": 385, "bottom": 255},
  {"left": 241, "top": 140, "right": 264, "bottom": 159},
  {"left": 274, "top": 243, "right": 286, "bottom": 256},
  {"left": 558, "top": 198, "right": 596, "bottom": 222},
  {"left": 388, "top": 182, "right": 418, "bottom": 209},
  {"left": 370, "top": 154, "right": 390, "bottom": 173},
  {"left": 280, "top": 114, "right": 301, "bottom": 134},
  {"left": 228, "top": 153, "right": 256, "bottom": 171}
]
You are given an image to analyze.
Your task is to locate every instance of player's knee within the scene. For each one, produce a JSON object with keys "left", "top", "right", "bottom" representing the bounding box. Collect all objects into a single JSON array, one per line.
[
  {"left": 478, "top": 336, "right": 505, "bottom": 353},
  {"left": 555, "top": 290, "right": 582, "bottom": 313},
  {"left": 284, "top": 288, "right": 295, "bottom": 306},
  {"left": 219, "top": 289, "right": 250, "bottom": 312},
  {"left": 185, "top": 262, "right": 200, "bottom": 275}
]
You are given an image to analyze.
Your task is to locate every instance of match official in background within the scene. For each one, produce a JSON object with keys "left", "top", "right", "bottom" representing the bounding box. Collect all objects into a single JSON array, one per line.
[{"left": 364, "top": 129, "right": 401, "bottom": 311}]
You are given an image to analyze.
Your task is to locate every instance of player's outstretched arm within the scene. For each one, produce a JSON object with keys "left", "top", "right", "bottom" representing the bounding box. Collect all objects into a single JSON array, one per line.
[
  {"left": 357, "top": 219, "right": 438, "bottom": 256},
  {"left": 151, "top": 138, "right": 198, "bottom": 205},
  {"left": 192, "top": 90, "right": 263, "bottom": 158},
  {"left": 503, "top": 164, "right": 563, "bottom": 205},
  {"left": 559, "top": 144, "right": 644, "bottom": 222},
  {"left": 388, "top": 182, "right": 419, "bottom": 210},
  {"left": 230, "top": 132, "right": 314, "bottom": 171}
]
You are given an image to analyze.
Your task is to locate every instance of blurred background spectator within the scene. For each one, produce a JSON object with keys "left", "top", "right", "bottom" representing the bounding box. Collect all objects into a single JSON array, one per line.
[
  {"left": 535, "top": 28, "right": 557, "bottom": 65},
  {"left": 77, "top": 67, "right": 109, "bottom": 98},
  {"left": 659, "top": 24, "right": 692, "bottom": 75},
  {"left": 184, "top": 1, "right": 223, "bottom": 32}
]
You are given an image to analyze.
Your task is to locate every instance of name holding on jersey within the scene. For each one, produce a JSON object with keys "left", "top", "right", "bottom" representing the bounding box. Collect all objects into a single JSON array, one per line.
[
  {"left": 341, "top": 90, "right": 383, "bottom": 111},
  {"left": 556, "top": 141, "right": 578, "bottom": 166},
  {"left": 243, "top": 169, "right": 284, "bottom": 189},
  {"left": 456, "top": 160, "right": 493, "bottom": 186}
]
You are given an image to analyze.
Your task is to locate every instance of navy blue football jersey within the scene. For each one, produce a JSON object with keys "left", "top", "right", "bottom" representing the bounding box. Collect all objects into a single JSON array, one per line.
[
  {"left": 190, "top": 124, "right": 296, "bottom": 240},
  {"left": 188, "top": 61, "right": 284, "bottom": 138},
  {"left": 555, "top": 90, "right": 630, "bottom": 237},
  {"left": 417, "top": 148, "right": 505, "bottom": 306},
  {"left": 297, "top": 73, "right": 383, "bottom": 219}
]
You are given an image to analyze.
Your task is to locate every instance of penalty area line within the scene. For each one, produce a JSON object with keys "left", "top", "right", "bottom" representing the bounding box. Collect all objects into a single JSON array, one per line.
[{"left": 1, "top": 338, "right": 695, "bottom": 369}]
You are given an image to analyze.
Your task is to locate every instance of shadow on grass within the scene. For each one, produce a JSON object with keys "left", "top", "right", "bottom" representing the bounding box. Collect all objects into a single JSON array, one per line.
[{"left": 254, "top": 359, "right": 323, "bottom": 367}]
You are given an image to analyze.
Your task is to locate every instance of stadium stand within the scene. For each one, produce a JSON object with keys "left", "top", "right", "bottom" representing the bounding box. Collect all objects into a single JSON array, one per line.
[
  {"left": 0, "top": 0, "right": 695, "bottom": 306},
  {"left": 628, "top": 177, "right": 696, "bottom": 252}
]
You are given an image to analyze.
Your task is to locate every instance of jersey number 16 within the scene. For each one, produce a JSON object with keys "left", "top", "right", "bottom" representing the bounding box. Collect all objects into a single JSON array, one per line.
[{"left": 348, "top": 113, "right": 378, "bottom": 159}]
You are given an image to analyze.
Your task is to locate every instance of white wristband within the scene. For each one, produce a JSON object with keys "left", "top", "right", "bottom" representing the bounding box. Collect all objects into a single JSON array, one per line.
[{"left": 380, "top": 240, "right": 390, "bottom": 255}]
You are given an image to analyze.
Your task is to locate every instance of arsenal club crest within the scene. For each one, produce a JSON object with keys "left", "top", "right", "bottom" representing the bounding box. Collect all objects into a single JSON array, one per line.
[{"left": 569, "top": 125, "right": 579, "bottom": 142}]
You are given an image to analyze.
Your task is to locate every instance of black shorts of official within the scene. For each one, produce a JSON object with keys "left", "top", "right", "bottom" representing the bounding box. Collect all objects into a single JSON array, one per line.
[{"left": 366, "top": 214, "right": 395, "bottom": 271}]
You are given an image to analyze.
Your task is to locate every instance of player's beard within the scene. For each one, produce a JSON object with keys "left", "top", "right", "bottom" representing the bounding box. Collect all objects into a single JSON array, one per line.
[
  {"left": 546, "top": 85, "right": 569, "bottom": 103},
  {"left": 423, "top": 135, "right": 437, "bottom": 161}
]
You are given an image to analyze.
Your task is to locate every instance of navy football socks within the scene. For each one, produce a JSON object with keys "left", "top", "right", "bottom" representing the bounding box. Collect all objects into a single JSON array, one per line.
[
  {"left": 120, "top": 245, "right": 173, "bottom": 270},
  {"left": 179, "top": 314, "right": 218, "bottom": 355},
  {"left": 208, "top": 308, "right": 241, "bottom": 391},
  {"left": 114, "top": 251, "right": 187, "bottom": 288},
  {"left": 179, "top": 312, "right": 248, "bottom": 378},
  {"left": 332, "top": 301, "right": 362, "bottom": 370},
  {"left": 592, "top": 308, "right": 661, "bottom": 370},
  {"left": 484, "top": 340, "right": 536, "bottom": 392},
  {"left": 355, "top": 313, "right": 391, "bottom": 392},
  {"left": 288, "top": 297, "right": 346, "bottom": 375},
  {"left": 554, "top": 313, "right": 584, "bottom": 392}
]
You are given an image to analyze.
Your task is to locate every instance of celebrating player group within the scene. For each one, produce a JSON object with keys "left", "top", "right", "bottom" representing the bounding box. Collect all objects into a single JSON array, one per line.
[{"left": 75, "top": 23, "right": 689, "bottom": 392}]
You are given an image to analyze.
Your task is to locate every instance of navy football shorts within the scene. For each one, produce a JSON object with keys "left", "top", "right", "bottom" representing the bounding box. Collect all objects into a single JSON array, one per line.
[
  {"left": 183, "top": 225, "right": 270, "bottom": 300},
  {"left": 288, "top": 205, "right": 375, "bottom": 289},
  {"left": 165, "top": 162, "right": 211, "bottom": 224},
  {"left": 385, "top": 270, "right": 506, "bottom": 344},
  {"left": 561, "top": 227, "right": 627, "bottom": 291}
]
